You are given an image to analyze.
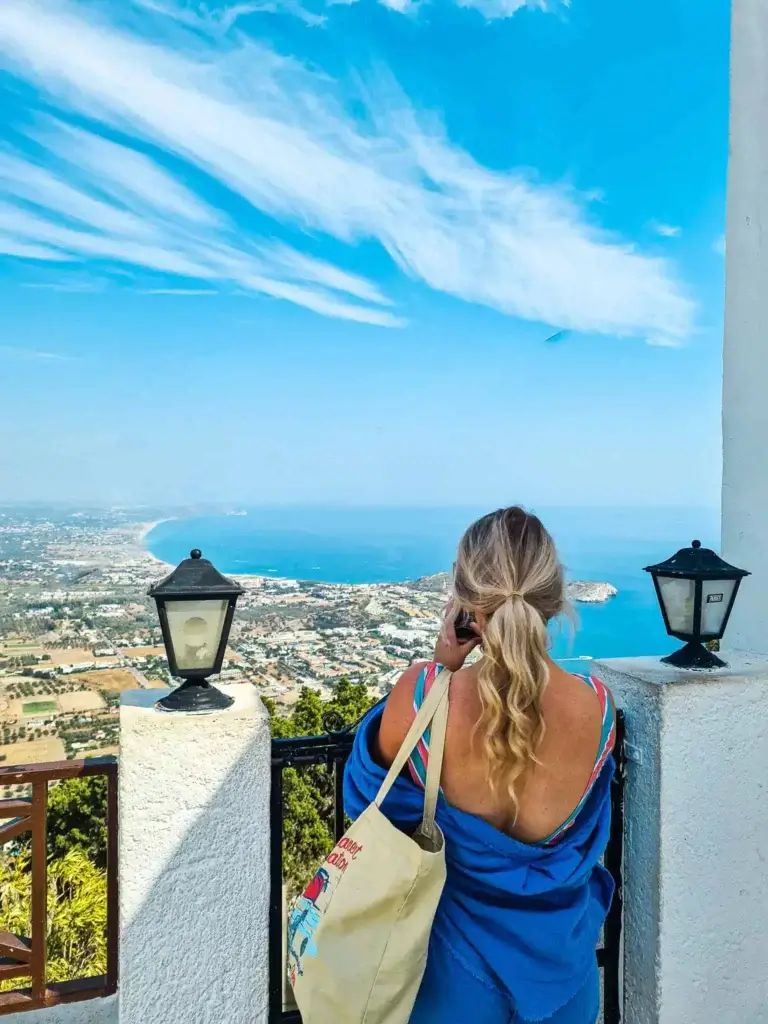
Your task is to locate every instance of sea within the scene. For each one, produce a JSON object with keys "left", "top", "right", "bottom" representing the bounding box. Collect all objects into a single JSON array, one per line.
[{"left": 146, "top": 505, "right": 720, "bottom": 663}]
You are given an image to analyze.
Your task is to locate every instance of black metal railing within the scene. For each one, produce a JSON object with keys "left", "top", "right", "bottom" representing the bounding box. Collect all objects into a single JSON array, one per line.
[
  {"left": 270, "top": 710, "right": 626, "bottom": 1024},
  {"left": 602, "top": 709, "right": 626, "bottom": 1023},
  {"left": 270, "top": 730, "right": 355, "bottom": 1024}
]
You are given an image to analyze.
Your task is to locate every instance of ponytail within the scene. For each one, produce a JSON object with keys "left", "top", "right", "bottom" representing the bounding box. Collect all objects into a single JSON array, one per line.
[
  {"left": 454, "top": 507, "right": 565, "bottom": 817},
  {"left": 475, "top": 593, "right": 549, "bottom": 814}
]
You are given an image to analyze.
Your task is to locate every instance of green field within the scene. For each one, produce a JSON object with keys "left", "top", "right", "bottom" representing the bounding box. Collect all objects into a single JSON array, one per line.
[{"left": 22, "top": 700, "right": 57, "bottom": 715}]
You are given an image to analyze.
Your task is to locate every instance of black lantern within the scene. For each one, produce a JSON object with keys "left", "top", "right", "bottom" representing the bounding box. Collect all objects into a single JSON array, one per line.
[
  {"left": 148, "top": 549, "right": 243, "bottom": 712},
  {"left": 644, "top": 540, "right": 750, "bottom": 669}
]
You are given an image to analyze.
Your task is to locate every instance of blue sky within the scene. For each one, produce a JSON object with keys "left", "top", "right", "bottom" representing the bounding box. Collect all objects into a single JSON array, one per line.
[{"left": 0, "top": 0, "right": 728, "bottom": 508}]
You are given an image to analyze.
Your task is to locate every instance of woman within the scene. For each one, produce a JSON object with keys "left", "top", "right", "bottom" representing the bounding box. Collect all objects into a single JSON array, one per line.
[{"left": 344, "top": 507, "right": 616, "bottom": 1024}]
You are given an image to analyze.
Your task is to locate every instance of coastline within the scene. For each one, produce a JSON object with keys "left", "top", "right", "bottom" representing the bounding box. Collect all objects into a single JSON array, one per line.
[
  {"left": 134, "top": 519, "right": 175, "bottom": 567},
  {"left": 136, "top": 518, "right": 176, "bottom": 542},
  {"left": 138, "top": 520, "right": 617, "bottom": 601}
]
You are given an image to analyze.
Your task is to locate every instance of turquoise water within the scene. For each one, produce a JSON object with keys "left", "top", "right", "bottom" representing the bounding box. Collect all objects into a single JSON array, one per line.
[{"left": 146, "top": 506, "right": 720, "bottom": 662}]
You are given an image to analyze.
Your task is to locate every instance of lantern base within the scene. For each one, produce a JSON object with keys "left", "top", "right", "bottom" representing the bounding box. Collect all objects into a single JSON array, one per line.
[
  {"left": 155, "top": 678, "right": 235, "bottom": 714},
  {"left": 661, "top": 641, "right": 727, "bottom": 671}
]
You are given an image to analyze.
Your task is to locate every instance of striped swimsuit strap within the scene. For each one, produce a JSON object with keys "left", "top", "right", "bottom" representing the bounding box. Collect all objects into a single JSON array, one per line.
[
  {"left": 541, "top": 673, "right": 616, "bottom": 845},
  {"left": 406, "top": 661, "right": 445, "bottom": 789},
  {"left": 406, "top": 665, "right": 616, "bottom": 847}
]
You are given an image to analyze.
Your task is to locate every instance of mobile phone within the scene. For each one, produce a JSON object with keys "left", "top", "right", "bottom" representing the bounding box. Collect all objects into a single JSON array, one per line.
[{"left": 453, "top": 609, "right": 476, "bottom": 642}]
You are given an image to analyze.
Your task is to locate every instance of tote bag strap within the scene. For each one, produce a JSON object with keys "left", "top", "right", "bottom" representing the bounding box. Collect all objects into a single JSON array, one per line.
[
  {"left": 374, "top": 668, "right": 451, "bottom": 834},
  {"left": 420, "top": 677, "right": 448, "bottom": 836}
]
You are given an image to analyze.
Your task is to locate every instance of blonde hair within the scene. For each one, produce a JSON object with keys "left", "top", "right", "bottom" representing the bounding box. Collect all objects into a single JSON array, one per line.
[{"left": 452, "top": 506, "right": 565, "bottom": 814}]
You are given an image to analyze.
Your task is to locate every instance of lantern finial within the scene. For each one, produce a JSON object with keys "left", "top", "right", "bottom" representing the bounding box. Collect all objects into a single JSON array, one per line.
[{"left": 644, "top": 540, "right": 749, "bottom": 670}]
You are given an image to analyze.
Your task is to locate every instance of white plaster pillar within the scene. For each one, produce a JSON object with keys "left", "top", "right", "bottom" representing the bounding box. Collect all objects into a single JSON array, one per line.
[
  {"left": 594, "top": 654, "right": 768, "bottom": 1024},
  {"left": 722, "top": 0, "right": 768, "bottom": 654},
  {"left": 118, "top": 684, "right": 271, "bottom": 1024}
]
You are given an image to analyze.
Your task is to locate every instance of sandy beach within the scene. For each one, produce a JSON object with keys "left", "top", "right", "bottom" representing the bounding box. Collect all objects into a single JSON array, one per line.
[{"left": 133, "top": 519, "right": 175, "bottom": 566}]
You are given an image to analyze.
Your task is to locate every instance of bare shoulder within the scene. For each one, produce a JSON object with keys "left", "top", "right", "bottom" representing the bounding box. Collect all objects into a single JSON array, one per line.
[
  {"left": 375, "top": 661, "right": 429, "bottom": 767},
  {"left": 542, "top": 667, "right": 610, "bottom": 760}
]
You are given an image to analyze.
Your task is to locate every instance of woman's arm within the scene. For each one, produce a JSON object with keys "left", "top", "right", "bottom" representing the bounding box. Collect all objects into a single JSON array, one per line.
[
  {"left": 342, "top": 661, "right": 426, "bottom": 822},
  {"left": 374, "top": 661, "right": 426, "bottom": 769},
  {"left": 376, "top": 603, "right": 480, "bottom": 766}
]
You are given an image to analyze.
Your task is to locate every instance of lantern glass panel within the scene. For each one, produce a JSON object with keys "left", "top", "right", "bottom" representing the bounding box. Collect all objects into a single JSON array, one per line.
[
  {"left": 658, "top": 576, "right": 696, "bottom": 635},
  {"left": 700, "top": 578, "right": 737, "bottom": 637},
  {"left": 165, "top": 599, "right": 228, "bottom": 673}
]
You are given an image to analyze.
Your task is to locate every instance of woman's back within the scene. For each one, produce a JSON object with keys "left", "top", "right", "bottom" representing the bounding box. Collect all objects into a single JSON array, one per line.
[
  {"left": 344, "top": 682, "right": 615, "bottom": 1024},
  {"left": 344, "top": 506, "right": 617, "bottom": 1023},
  {"left": 377, "top": 656, "right": 614, "bottom": 843}
]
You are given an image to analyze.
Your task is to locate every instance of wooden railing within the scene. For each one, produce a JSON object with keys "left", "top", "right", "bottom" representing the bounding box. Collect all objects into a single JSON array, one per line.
[{"left": 0, "top": 759, "right": 118, "bottom": 1015}]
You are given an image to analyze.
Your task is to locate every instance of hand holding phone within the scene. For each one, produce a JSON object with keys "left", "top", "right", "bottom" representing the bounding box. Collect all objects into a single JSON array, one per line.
[
  {"left": 453, "top": 609, "right": 477, "bottom": 642},
  {"left": 433, "top": 602, "right": 481, "bottom": 671}
]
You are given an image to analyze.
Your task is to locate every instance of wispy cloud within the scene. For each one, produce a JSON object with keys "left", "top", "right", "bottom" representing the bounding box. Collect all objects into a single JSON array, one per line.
[
  {"left": 140, "top": 287, "right": 219, "bottom": 294},
  {"left": 0, "top": 345, "right": 70, "bottom": 361},
  {"left": 372, "top": 0, "right": 564, "bottom": 19},
  {"left": 139, "top": 0, "right": 555, "bottom": 23},
  {"left": 713, "top": 235, "right": 725, "bottom": 256},
  {"left": 136, "top": 0, "right": 327, "bottom": 30},
  {"left": 650, "top": 221, "right": 682, "bottom": 239},
  {"left": 378, "top": 0, "right": 416, "bottom": 13},
  {"left": 0, "top": 237, "right": 75, "bottom": 262},
  {"left": 0, "top": 0, "right": 694, "bottom": 344},
  {"left": 21, "top": 278, "right": 105, "bottom": 292},
  {"left": 645, "top": 334, "right": 685, "bottom": 349},
  {"left": 455, "top": 0, "right": 561, "bottom": 20}
]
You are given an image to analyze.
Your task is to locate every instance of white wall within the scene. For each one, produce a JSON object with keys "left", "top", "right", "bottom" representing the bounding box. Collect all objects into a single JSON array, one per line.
[
  {"left": 596, "top": 654, "right": 768, "bottom": 1024},
  {"left": 722, "top": 0, "right": 768, "bottom": 654},
  {"left": 118, "top": 684, "right": 272, "bottom": 1024}
]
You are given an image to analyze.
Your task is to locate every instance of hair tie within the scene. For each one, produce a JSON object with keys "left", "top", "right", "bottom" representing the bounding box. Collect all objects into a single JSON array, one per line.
[{"left": 506, "top": 590, "right": 525, "bottom": 600}]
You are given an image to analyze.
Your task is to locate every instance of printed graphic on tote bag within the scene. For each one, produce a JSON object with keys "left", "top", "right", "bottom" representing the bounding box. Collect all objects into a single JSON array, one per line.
[
  {"left": 287, "top": 837, "right": 364, "bottom": 985},
  {"left": 288, "top": 867, "right": 328, "bottom": 979}
]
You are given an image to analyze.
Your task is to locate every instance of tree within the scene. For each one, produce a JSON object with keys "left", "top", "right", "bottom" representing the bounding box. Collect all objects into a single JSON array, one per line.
[
  {"left": 15, "top": 776, "right": 109, "bottom": 869},
  {"left": 266, "top": 677, "right": 377, "bottom": 897},
  {"left": 270, "top": 687, "right": 324, "bottom": 740},
  {"left": 0, "top": 848, "right": 106, "bottom": 991},
  {"left": 330, "top": 676, "right": 376, "bottom": 723},
  {"left": 47, "top": 777, "right": 110, "bottom": 868}
]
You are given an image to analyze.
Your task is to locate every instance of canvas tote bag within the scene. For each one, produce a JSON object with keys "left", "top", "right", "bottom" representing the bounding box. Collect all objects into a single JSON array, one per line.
[{"left": 287, "top": 668, "right": 452, "bottom": 1024}]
